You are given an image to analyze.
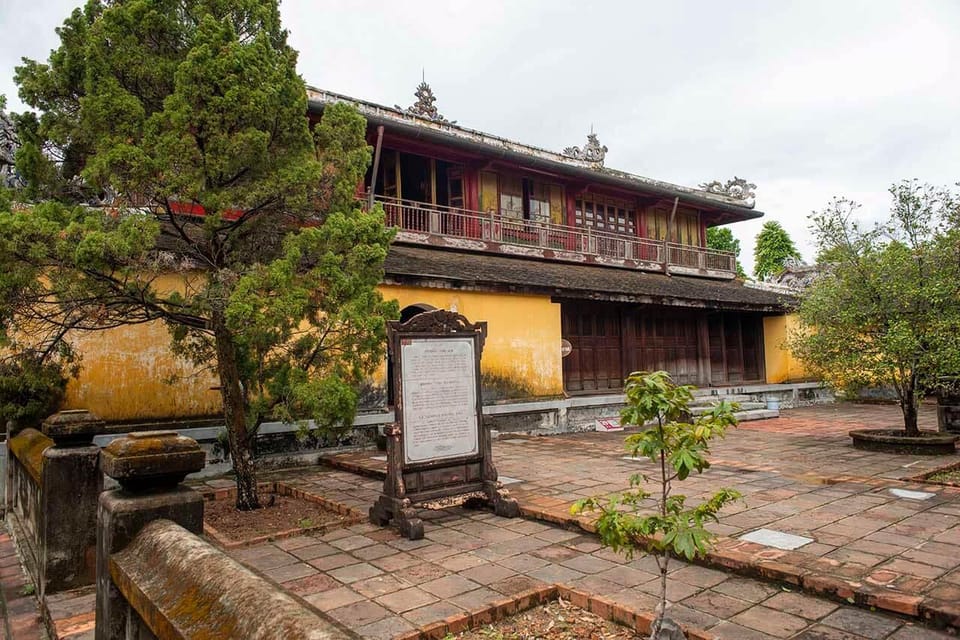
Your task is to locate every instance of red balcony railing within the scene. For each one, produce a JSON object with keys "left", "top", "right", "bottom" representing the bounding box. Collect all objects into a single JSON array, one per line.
[{"left": 369, "top": 195, "right": 735, "bottom": 278}]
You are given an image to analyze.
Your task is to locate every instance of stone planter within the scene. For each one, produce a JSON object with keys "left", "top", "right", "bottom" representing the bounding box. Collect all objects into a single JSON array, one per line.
[{"left": 849, "top": 429, "right": 958, "bottom": 455}]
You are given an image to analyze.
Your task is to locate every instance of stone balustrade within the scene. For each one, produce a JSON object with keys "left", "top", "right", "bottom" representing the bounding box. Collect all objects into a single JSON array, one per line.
[
  {"left": 96, "top": 430, "right": 356, "bottom": 640},
  {"left": 5, "top": 410, "right": 103, "bottom": 598},
  {"left": 110, "top": 519, "right": 355, "bottom": 639}
]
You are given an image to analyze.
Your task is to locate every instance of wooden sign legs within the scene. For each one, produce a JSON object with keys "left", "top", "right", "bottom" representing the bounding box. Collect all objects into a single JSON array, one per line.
[
  {"left": 369, "top": 424, "right": 424, "bottom": 540},
  {"left": 369, "top": 424, "right": 519, "bottom": 541}
]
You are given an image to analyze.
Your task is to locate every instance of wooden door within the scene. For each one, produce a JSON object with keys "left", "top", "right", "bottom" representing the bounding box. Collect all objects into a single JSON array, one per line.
[{"left": 562, "top": 305, "right": 623, "bottom": 393}]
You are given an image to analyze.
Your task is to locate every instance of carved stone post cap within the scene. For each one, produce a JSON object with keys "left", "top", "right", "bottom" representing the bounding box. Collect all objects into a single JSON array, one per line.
[
  {"left": 101, "top": 430, "right": 205, "bottom": 491},
  {"left": 42, "top": 409, "right": 105, "bottom": 446}
]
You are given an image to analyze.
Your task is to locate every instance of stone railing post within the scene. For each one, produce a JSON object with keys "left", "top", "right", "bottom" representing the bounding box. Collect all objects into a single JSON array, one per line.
[
  {"left": 39, "top": 410, "right": 104, "bottom": 597},
  {"left": 95, "top": 431, "right": 205, "bottom": 640}
]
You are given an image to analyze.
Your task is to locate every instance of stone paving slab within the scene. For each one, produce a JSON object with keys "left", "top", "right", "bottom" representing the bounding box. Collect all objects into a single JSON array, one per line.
[
  {"left": 35, "top": 402, "right": 960, "bottom": 639},
  {"left": 208, "top": 507, "right": 950, "bottom": 639},
  {"left": 0, "top": 528, "right": 44, "bottom": 640},
  {"left": 320, "top": 403, "right": 960, "bottom": 628}
]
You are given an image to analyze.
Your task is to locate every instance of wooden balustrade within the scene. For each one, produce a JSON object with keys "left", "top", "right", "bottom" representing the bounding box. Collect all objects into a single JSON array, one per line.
[{"left": 368, "top": 195, "right": 737, "bottom": 279}]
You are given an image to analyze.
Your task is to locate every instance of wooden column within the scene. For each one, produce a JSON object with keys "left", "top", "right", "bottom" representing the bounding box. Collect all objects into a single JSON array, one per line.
[{"left": 697, "top": 315, "right": 712, "bottom": 387}]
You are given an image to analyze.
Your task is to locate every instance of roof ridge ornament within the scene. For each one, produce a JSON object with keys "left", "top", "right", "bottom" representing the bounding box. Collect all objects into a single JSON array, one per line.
[
  {"left": 563, "top": 127, "right": 607, "bottom": 166},
  {"left": 396, "top": 73, "right": 455, "bottom": 124},
  {"left": 699, "top": 176, "right": 757, "bottom": 207}
]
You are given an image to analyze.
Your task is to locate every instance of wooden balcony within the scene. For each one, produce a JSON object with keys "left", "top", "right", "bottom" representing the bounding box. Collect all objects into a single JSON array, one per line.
[{"left": 370, "top": 196, "right": 737, "bottom": 279}]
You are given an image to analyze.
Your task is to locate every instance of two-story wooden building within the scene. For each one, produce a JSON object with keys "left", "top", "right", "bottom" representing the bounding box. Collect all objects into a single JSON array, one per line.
[
  {"left": 53, "top": 81, "right": 800, "bottom": 428},
  {"left": 307, "top": 84, "right": 792, "bottom": 405}
]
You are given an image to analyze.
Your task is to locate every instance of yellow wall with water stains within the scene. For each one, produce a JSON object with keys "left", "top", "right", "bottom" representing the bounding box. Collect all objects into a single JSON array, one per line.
[
  {"left": 378, "top": 285, "right": 564, "bottom": 398},
  {"left": 764, "top": 314, "right": 809, "bottom": 383},
  {"left": 60, "top": 282, "right": 564, "bottom": 421},
  {"left": 61, "top": 272, "right": 221, "bottom": 420},
  {"left": 63, "top": 322, "right": 221, "bottom": 421}
]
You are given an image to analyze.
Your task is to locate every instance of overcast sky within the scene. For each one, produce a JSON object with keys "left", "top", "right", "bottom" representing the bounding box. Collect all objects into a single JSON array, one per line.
[{"left": 2, "top": 0, "right": 958, "bottom": 275}]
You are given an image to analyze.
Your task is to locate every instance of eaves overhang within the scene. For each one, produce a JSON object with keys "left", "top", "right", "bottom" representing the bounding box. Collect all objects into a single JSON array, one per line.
[{"left": 307, "top": 88, "right": 764, "bottom": 225}]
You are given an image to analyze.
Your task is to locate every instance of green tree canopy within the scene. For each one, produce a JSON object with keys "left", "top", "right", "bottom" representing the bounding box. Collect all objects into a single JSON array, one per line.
[
  {"left": 4, "top": 0, "right": 397, "bottom": 509},
  {"left": 753, "top": 220, "right": 800, "bottom": 280},
  {"left": 789, "top": 180, "right": 960, "bottom": 434},
  {"left": 706, "top": 226, "right": 746, "bottom": 278}
]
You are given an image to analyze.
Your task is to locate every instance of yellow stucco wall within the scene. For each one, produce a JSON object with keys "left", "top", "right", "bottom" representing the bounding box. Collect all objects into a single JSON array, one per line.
[
  {"left": 63, "top": 323, "right": 221, "bottom": 420},
  {"left": 378, "top": 285, "right": 564, "bottom": 397},
  {"left": 62, "top": 272, "right": 221, "bottom": 421},
  {"left": 764, "top": 314, "right": 808, "bottom": 383},
  {"left": 60, "top": 282, "right": 563, "bottom": 421}
]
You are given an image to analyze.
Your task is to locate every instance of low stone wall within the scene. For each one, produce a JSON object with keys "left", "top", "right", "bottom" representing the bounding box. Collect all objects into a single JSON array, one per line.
[
  {"left": 6, "top": 428, "right": 52, "bottom": 578},
  {"left": 5, "top": 412, "right": 103, "bottom": 598},
  {"left": 81, "top": 384, "right": 834, "bottom": 479},
  {"left": 96, "top": 431, "right": 356, "bottom": 640},
  {"left": 109, "top": 519, "right": 355, "bottom": 639}
]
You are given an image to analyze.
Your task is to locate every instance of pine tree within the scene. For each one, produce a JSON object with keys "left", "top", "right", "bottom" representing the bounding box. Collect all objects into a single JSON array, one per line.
[
  {"left": 753, "top": 220, "right": 800, "bottom": 280},
  {"left": 4, "top": 0, "right": 397, "bottom": 509}
]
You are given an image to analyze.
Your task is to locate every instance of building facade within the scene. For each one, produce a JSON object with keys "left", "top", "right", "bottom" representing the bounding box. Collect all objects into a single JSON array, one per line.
[
  {"left": 309, "top": 84, "right": 792, "bottom": 405},
  {"left": 59, "top": 83, "right": 796, "bottom": 421}
]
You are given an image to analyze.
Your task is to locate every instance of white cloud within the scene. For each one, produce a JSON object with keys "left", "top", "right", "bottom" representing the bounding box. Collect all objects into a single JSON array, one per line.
[{"left": 2, "top": 0, "right": 958, "bottom": 278}]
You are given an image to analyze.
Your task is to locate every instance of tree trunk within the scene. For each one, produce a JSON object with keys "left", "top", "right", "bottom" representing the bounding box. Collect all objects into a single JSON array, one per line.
[
  {"left": 651, "top": 423, "right": 669, "bottom": 639},
  {"left": 901, "top": 376, "right": 919, "bottom": 437},
  {"left": 212, "top": 310, "right": 260, "bottom": 510},
  {"left": 902, "top": 396, "right": 919, "bottom": 436}
]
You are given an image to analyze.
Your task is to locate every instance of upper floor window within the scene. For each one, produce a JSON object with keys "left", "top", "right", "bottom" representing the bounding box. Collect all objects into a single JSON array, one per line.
[
  {"left": 575, "top": 195, "right": 636, "bottom": 235},
  {"left": 647, "top": 208, "right": 702, "bottom": 246},
  {"left": 500, "top": 176, "right": 551, "bottom": 223}
]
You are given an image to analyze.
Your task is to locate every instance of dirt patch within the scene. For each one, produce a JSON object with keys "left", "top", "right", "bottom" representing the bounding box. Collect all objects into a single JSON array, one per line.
[
  {"left": 925, "top": 468, "right": 960, "bottom": 485},
  {"left": 205, "top": 492, "right": 348, "bottom": 539},
  {"left": 202, "top": 482, "right": 363, "bottom": 548},
  {"left": 449, "top": 597, "right": 640, "bottom": 639},
  {"left": 911, "top": 461, "right": 960, "bottom": 486}
]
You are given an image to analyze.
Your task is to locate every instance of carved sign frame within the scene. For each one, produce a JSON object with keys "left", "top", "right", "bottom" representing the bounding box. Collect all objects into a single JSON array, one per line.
[{"left": 369, "top": 310, "right": 519, "bottom": 539}]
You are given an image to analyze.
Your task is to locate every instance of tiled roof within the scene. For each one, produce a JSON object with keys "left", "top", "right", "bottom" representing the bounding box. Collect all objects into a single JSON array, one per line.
[
  {"left": 307, "top": 88, "right": 762, "bottom": 224},
  {"left": 384, "top": 245, "right": 793, "bottom": 311}
]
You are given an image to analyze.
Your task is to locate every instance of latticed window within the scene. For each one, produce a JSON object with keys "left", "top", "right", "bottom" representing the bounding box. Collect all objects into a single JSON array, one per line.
[{"left": 575, "top": 195, "right": 636, "bottom": 234}]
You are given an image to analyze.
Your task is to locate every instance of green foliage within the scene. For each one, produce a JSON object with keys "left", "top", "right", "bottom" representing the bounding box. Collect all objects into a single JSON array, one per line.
[
  {"left": 14, "top": 2, "right": 100, "bottom": 200},
  {"left": 572, "top": 371, "right": 740, "bottom": 636},
  {"left": 753, "top": 220, "right": 800, "bottom": 280},
  {"left": 789, "top": 180, "right": 960, "bottom": 435},
  {"left": 5, "top": 0, "right": 397, "bottom": 509},
  {"left": 0, "top": 357, "right": 69, "bottom": 429},
  {"left": 706, "top": 226, "right": 746, "bottom": 278}
]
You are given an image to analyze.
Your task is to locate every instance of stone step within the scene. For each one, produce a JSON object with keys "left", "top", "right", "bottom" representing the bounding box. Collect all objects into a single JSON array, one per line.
[
  {"left": 690, "top": 401, "right": 767, "bottom": 415},
  {"left": 734, "top": 408, "right": 780, "bottom": 422},
  {"left": 690, "top": 394, "right": 755, "bottom": 404}
]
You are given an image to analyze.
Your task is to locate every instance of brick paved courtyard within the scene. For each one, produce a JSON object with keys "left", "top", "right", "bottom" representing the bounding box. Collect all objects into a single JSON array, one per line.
[{"left": 30, "top": 402, "right": 960, "bottom": 638}]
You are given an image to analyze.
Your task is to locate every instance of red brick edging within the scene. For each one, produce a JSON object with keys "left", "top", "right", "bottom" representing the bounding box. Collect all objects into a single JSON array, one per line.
[
  {"left": 201, "top": 482, "right": 365, "bottom": 549},
  {"left": 393, "top": 584, "right": 713, "bottom": 640},
  {"left": 0, "top": 531, "right": 42, "bottom": 639},
  {"left": 321, "top": 453, "right": 960, "bottom": 630}
]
